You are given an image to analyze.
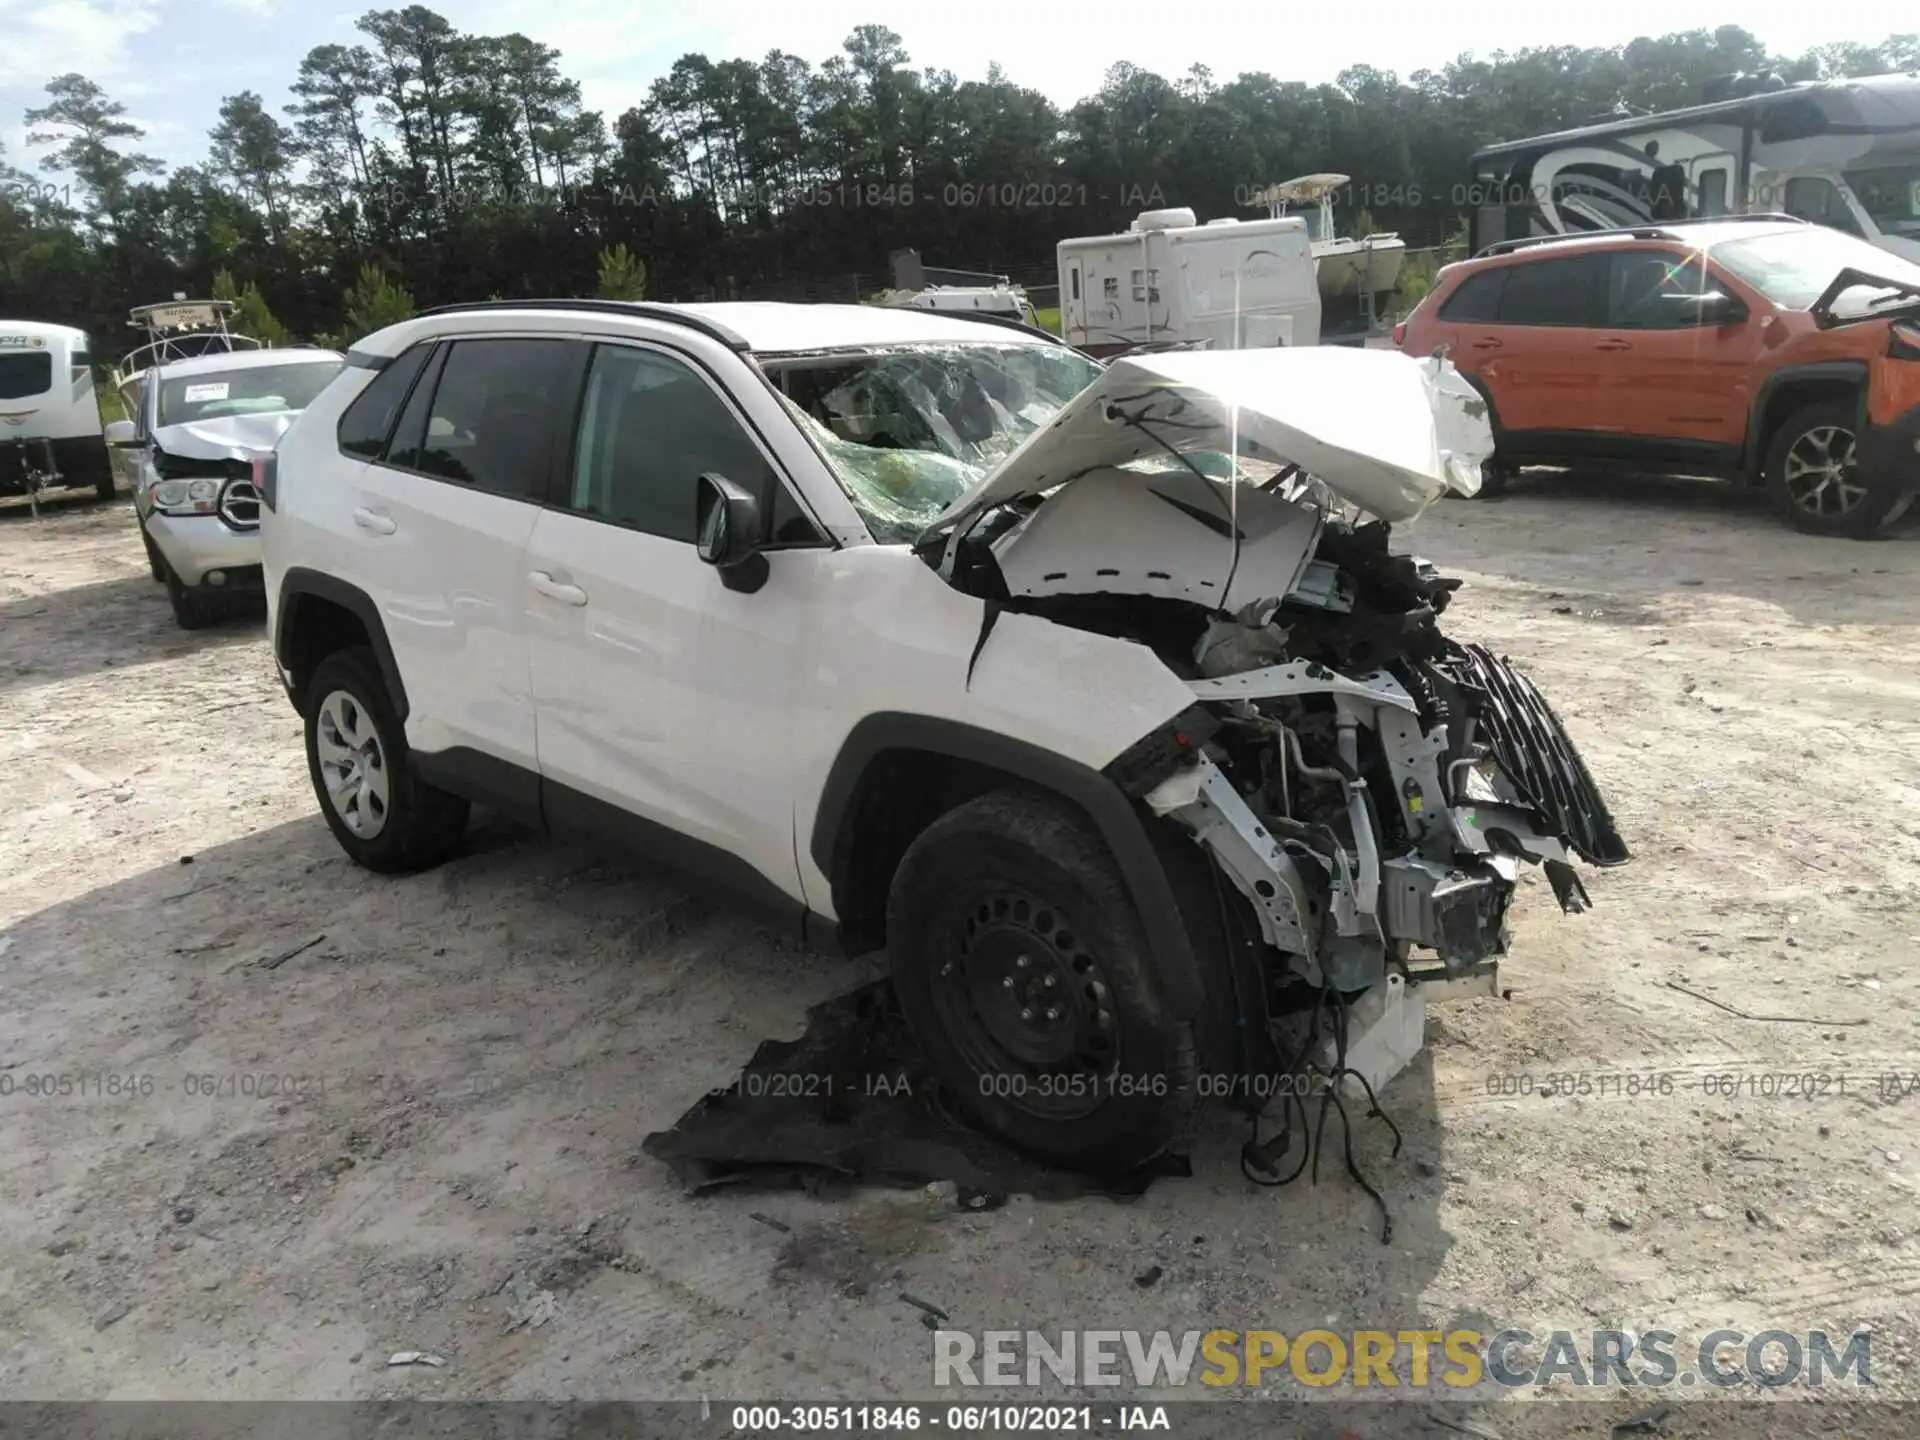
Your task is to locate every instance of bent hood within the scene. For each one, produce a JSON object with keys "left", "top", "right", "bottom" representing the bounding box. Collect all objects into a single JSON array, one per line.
[
  {"left": 920, "top": 347, "right": 1493, "bottom": 545},
  {"left": 152, "top": 411, "right": 296, "bottom": 462}
]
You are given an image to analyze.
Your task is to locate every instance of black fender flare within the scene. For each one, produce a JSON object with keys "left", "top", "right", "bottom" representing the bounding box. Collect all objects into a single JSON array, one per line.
[
  {"left": 1744, "top": 360, "right": 1869, "bottom": 478},
  {"left": 274, "top": 567, "right": 410, "bottom": 721},
  {"left": 809, "top": 712, "right": 1205, "bottom": 1021}
]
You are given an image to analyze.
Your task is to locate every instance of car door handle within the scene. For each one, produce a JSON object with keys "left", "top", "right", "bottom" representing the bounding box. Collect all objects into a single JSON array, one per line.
[
  {"left": 351, "top": 506, "right": 396, "bottom": 535},
  {"left": 528, "top": 571, "right": 587, "bottom": 606},
  {"left": 1470, "top": 339, "right": 1503, "bottom": 350},
  {"left": 1595, "top": 339, "right": 1632, "bottom": 351}
]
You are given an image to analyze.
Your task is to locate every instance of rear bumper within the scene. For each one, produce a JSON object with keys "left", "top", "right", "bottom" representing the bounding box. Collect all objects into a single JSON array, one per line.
[
  {"left": 1857, "top": 402, "right": 1920, "bottom": 498},
  {"left": 147, "top": 511, "right": 262, "bottom": 588}
]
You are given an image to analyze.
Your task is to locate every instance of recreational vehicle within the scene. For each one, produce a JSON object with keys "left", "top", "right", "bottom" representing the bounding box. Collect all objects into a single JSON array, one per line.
[
  {"left": 1469, "top": 72, "right": 1920, "bottom": 260},
  {"left": 0, "top": 320, "right": 114, "bottom": 503},
  {"left": 1057, "top": 208, "right": 1322, "bottom": 357}
]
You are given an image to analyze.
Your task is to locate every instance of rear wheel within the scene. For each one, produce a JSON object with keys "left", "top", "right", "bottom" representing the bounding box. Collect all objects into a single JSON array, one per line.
[
  {"left": 94, "top": 466, "right": 116, "bottom": 501},
  {"left": 1765, "top": 401, "right": 1907, "bottom": 538},
  {"left": 1476, "top": 458, "right": 1510, "bottom": 498},
  {"left": 303, "top": 647, "right": 469, "bottom": 873},
  {"left": 885, "top": 790, "right": 1196, "bottom": 1172}
]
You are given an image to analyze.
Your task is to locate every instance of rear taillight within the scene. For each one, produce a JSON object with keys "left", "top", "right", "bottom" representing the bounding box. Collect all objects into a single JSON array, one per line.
[
  {"left": 254, "top": 452, "right": 278, "bottom": 512},
  {"left": 1392, "top": 322, "right": 1407, "bottom": 347},
  {"left": 1890, "top": 320, "right": 1920, "bottom": 361}
]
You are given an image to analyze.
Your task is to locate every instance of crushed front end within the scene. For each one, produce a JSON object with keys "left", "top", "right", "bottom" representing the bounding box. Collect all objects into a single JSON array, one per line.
[{"left": 1105, "top": 514, "right": 1628, "bottom": 1009}]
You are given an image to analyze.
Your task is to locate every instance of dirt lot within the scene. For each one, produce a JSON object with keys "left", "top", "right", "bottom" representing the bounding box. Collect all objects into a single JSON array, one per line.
[{"left": 1, "top": 476, "right": 1916, "bottom": 1430}]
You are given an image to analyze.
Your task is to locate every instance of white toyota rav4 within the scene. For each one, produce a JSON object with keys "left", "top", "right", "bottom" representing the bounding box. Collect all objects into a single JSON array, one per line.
[{"left": 261, "top": 300, "right": 1628, "bottom": 1173}]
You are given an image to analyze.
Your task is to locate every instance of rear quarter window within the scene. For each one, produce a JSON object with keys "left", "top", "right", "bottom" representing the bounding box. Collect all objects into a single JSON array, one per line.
[
  {"left": 336, "top": 344, "right": 434, "bottom": 459},
  {"left": 1438, "top": 268, "right": 1509, "bottom": 323}
]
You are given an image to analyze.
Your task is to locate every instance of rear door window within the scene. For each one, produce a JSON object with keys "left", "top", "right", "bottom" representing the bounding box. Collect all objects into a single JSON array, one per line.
[
  {"left": 408, "top": 339, "right": 575, "bottom": 502},
  {"left": 0, "top": 349, "right": 54, "bottom": 400},
  {"left": 1438, "top": 268, "right": 1509, "bottom": 323},
  {"left": 1495, "top": 254, "right": 1609, "bottom": 326}
]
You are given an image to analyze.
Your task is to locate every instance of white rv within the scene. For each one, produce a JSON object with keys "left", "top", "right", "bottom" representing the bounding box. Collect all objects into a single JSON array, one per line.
[
  {"left": 1057, "top": 208, "right": 1322, "bottom": 357},
  {"left": 0, "top": 320, "right": 114, "bottom": 503},
  {"left": 1470, "top": 72, "right": 1920, "bottom": 262}
]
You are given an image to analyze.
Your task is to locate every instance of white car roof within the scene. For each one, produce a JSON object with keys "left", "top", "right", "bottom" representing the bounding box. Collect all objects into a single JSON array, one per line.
[
  {"left": 354, "top": 301, "right": 1055, "bottom": 360},
  {"left": 150, "top": 347, "right": 343, "bottom": 379}
]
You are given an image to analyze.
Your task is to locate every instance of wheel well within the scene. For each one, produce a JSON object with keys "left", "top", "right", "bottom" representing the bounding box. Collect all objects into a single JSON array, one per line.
[
  {"left": 1750, "top": 380, "right": 1862, "bottom": 483},
  {"left": 281, "top": 595, "right": 371, "bottom": 711},
  {"left": 828, "top": 749, "right": 1053, "bottom": 956}
]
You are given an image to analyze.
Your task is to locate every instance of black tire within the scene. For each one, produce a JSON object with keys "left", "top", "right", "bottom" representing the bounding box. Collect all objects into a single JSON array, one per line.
[
  {"left": 885, "top": 789, "right": 1197, "bottom": 1173},
  {"left": 302, "top": 647, "right": 469, "bottom": 873},
  {"left": 163, "top": 560, "right": 224, "bottom": 630},
  {"left": 95, "top": 467, "right": 116, "bottom": 502},
  {"left": 140, "top": 525, "right": 166, "bottom": 583},
  {"left": 1765, "top": 400, "right": 1907, "bottom": 538},
  {"left": 1476, "top": 458, "right": 1510, "bottom": 498}
]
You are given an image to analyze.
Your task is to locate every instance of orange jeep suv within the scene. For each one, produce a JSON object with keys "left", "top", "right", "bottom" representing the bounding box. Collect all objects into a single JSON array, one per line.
[{"left": 1395, "top": 216, "right": 1920, "bottom": 537}]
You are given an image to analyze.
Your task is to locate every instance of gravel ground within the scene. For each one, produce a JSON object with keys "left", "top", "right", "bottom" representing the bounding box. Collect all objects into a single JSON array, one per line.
[{"left": 1, "top": 474, "right": 1916, "bottom": 1433}]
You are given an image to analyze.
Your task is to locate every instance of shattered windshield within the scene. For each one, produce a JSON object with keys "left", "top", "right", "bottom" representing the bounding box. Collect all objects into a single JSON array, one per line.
[
  {"left": 1707, "top": 228, "right": 1920, "bottom": 313},
  {"left": 765, "top": 342, "right": 1104, "bottom": 542}
]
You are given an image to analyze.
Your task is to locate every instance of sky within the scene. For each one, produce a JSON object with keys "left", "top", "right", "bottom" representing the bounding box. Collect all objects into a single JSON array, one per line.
[{"left": 2, "top": 0, "right": 1916, "bottom": 180}]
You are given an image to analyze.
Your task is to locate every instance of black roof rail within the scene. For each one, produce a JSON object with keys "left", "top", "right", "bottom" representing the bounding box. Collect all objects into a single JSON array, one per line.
[
  {"left": 413, "top": 298, "right": 752, "bottom": 352},
  {"left": 1476, "top": 213, "right": 1808, "bottom": 258}
]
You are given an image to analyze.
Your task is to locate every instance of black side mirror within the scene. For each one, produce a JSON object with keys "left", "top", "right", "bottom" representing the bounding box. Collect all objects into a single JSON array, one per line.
[
  {"left": 1670, "top": 290, "right": 1747, "bottom": 326},
  {"left": 695, "top": 472, "right": 769, "bottom": 594}
]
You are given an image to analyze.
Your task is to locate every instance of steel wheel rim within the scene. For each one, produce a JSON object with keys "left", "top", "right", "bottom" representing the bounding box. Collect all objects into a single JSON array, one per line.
[
  {"left": 1783, "top": 425, "right": 1865, "bottom": 517},
  {"left": 315, "top": 689, "right": 391, "bottom": 839},
  {"left": 927, "top": 884, "right": 1120, "bottom": 1121}
]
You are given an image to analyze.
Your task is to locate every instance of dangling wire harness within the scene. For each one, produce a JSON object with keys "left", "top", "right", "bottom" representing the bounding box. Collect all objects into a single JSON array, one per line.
[{"left": 1238, "top": 983, "right": 1404, "bottom": 1245}]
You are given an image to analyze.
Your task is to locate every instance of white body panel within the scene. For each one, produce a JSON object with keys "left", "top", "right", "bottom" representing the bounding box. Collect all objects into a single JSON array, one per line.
[
  {"left": 346, "top": 465, "right": 542, "bottom": 770},
  {"left": 1057, "top": 216, "right": 1323, "bottom": 352},
  {"left": 0, "top": 322, "right": 100, "bottom": 443}
]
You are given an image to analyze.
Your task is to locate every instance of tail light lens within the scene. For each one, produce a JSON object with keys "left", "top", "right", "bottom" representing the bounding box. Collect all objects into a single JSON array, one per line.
[
  {"left": 1890, "top": 320, "right": 1920, "bottom": 360},
  {"left": 254, "top": 452, "right": 278, "bottom": 512},
  {"left": 1392, "top": 322, "right": 1407, "bottom": 347}
]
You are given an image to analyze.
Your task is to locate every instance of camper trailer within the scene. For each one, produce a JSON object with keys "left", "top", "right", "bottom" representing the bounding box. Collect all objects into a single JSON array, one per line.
[
  {"left": 0, "top": 320, "right": 113, "bottom": 503},
  {"left": 1057, "top": 208, "right": 1322, "bottom": 357},
  {"left": 1469, "top": 72, "right": 1920, "bottom": 260}
]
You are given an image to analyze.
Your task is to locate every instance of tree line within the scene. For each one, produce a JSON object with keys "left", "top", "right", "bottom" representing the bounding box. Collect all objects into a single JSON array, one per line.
[{"left": 2, "top": 10, "right": 1915, "bottom": 353}]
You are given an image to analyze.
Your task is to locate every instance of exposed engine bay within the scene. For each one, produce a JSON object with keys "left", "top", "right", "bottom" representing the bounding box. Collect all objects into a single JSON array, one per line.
[{"left": 908, "top": 347, "right": 1632, "bottom": 1222}]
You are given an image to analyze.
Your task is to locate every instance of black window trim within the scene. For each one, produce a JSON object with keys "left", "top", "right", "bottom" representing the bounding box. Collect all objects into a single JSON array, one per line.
[
  {"left": 364, "top": 335, "right": 585, "bottom": 507},
  {"left": 551, "top": 335, "right": 834, "bottom": 552}
]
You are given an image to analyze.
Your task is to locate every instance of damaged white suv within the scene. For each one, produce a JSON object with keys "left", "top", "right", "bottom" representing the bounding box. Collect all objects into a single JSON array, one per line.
[{"left": 261, "top": 301, "right": 1628, "bottom": 1172}]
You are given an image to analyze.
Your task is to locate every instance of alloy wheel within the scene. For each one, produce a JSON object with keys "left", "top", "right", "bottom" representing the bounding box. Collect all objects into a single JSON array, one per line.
[
  {"left": 315, "top": 689, "right": 391, "bottom": 838},
  {"left": 1782, "top": 425, "right": 1865, "bottom": 518}
]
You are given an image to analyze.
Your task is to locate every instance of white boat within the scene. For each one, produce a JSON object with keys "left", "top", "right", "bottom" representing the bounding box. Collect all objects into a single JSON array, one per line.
[
  {"left": 113, "top": 297, "right": 263, "bottom": 413},
  {"left": 1261, "top": 174, "right": 1406, "bottom": 313}
]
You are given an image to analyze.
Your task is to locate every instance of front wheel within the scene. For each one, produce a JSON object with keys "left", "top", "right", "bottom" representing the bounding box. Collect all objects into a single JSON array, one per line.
[
  {"left": 302, "top": 647, "right": 469, "bottom": 873},
  {"left": 163, "top": 561, "right": 224, "bottom": 630},
  {"left": 1765, "top": 401, "right": 1907, "bottom": 538},
  {"left": 885, "top": 790, "right": 1197, "bottom": 1173}
]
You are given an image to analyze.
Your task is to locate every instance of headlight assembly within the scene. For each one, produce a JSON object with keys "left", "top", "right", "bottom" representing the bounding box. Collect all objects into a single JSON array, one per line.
[{"left": 150, "top": 477, "right": 220, "bottom": 515}]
